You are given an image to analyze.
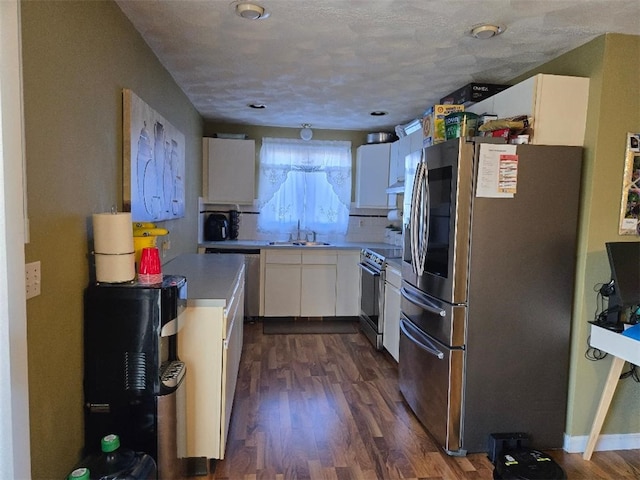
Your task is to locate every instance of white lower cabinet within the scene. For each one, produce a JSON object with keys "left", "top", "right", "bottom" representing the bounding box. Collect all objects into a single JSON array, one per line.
[
  {"left": 301, "top": 264, "right": 336, "bottom": 316},
  {"left": 178, "top": 267, "right": 245, "bottom": 460},
  {"left": 263, "top": 249, "right": 352, "bottom": 317},
  {"left": 264, "top": 262, "right": 301, "bottom": 316},
  {"left": 383, "top": 263, "right": 401, "bottom": 362}
]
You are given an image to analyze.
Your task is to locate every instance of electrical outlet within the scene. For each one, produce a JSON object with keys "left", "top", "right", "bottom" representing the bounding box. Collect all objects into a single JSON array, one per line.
[
  {"left": 162, "top": 240, "right": 170, "bottom": 254},
  {"left": 25, "top": 261, "right": 41, "bottom": 299}
]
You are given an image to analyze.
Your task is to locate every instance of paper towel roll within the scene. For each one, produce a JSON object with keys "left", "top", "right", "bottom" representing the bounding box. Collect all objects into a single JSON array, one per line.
[
  {"left": 93, "top": 212, "right": 134, "bottom": 254},
  {"left": 95, "top": 253, "right": 135, "bottom": 283},
  {"left": 387, "top": 209, "right": 401, "bottom": 221}
]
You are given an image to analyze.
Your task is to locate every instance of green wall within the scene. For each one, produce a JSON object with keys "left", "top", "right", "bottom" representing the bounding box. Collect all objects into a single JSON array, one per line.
[
  {"left": 515, "top": 34, "right": 640, "bottom": 440},
  {"left": 20, "top": 1, "right": 203, "bottom": 477}
]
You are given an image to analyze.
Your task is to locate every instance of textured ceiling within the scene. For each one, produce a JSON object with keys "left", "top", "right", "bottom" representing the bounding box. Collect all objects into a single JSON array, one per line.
[{"left": 115, "top": 0, "right": 640, "bottom": 132}]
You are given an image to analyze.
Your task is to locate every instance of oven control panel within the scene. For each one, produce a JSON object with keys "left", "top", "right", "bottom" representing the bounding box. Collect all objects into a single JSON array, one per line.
[{"left": 361, "top": 248, "right": 386, "bottom": 271}]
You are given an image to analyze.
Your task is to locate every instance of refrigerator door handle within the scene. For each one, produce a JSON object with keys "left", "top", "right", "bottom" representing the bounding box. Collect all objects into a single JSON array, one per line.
[
  {"left": 400, "top": 317, "right": 445, "bottom": 360},
  {"left": 417, "top": 154, "right": 429, "bottom": 276},
  {"left": 401, "top": 286, "right": 446, "bottom": 317},
  {"left": 410, "top": 161, "right": 426, "bottom": 276}
]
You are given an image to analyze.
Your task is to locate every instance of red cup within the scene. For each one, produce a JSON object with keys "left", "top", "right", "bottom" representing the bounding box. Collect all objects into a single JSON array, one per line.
[{"left": 138, "top": 247, "right": 162, "bottom": 284}]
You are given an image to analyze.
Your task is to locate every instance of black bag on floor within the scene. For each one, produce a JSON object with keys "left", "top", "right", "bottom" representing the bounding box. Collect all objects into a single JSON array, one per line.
[{"left": 493, "top": 448, "right": 566, "bottom": 480}]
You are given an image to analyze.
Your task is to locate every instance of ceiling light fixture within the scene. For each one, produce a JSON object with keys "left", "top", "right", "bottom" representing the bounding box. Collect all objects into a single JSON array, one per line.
[
  {"left": 300, "top": 124, "right": 313, "bottom": 141},
  {"left": 248, "top": 103, "right": 266, "bottom": 109},
  {"left": 370, "top": 111, "right": 388, "bottom": 116},
  {"left": 233, "top": 2, "right": 270, "bottom": 20},
  {"left": 468, "top": 23, "right": 506, "bottom": 39}
]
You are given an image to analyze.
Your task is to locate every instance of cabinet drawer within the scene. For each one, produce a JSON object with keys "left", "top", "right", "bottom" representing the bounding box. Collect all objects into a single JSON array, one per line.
[
  {"left": 302, "top": 251, "right": 337, "bottom": 265},
  {"left": 265, "top": 250, "right": 302, "bottom": 264}
]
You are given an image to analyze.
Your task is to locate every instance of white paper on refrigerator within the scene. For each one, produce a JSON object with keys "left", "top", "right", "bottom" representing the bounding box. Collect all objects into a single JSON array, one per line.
[{"left": 476, "top": 144, "right": 518, "bottom": 198}]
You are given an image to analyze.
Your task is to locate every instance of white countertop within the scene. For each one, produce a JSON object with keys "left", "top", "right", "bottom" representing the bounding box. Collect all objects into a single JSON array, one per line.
[
  {"left": 163, "top": 253, "right": 244, "bottom": 307},
  {"left": 199, "top": 239, "right": 394, "bottom": 251}
]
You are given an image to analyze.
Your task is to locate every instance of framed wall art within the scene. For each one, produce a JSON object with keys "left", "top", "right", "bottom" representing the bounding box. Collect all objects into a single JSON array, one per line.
[
  {"left": 123, "top": 89, "right": 185, "bottom": 222},
  {"left": 618, "top": 132, "right": 640, "bottom": 235}
]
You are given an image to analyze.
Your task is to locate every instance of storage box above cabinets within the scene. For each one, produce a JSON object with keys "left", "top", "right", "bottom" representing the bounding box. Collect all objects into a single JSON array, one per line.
[
  {"left": 203, "top": 137, "right": 256, "bottom": 204},
  {"left": 467, "top": 74, "right": 589, "bottom": 146},
  {"left": 355, "top": 143, "right": 393, "bottom": 208}
]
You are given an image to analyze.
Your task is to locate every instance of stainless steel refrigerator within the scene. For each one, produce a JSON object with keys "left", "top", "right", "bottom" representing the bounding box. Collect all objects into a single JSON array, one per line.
[{"left": 399, "top": 137, "right": 583, "bottom": 455}]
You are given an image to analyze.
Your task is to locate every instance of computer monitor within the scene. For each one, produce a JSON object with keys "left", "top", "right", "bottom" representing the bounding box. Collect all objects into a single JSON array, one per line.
[{"left": 605, "top": 241, "right": 640, "bottom": 308}]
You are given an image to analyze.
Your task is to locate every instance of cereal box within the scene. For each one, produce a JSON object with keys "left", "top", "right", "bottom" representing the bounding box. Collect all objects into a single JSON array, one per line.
[{"left": 423, "top": 104, "right": 464, "bottom": 147}]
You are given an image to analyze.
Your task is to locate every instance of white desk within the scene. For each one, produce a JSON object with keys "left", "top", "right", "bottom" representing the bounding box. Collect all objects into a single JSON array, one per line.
[{"left": 583, "top": 325, "right": 640, "bottom": 460}]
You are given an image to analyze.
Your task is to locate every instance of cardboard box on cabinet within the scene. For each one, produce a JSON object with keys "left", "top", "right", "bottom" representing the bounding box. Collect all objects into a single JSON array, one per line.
[{"left": 440, "top": 83, "right": 509, "bottom": 106}]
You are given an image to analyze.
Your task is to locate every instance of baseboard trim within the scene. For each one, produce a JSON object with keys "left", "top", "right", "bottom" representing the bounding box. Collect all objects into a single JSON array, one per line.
[{"left": 563, "top": 432, "right": 640, "bottom": 453}]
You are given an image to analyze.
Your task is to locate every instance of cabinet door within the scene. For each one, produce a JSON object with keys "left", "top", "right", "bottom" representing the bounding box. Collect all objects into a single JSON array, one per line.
[
  {"left": 336, "top": 250, "right": 360, "bottom": 316},
  {"left": 178, "top": 305, "right": 225, "bottom": 458},
  {"left": 264, "top": 263, "right": 301, "bottom": 316},
  {"left": 355, "top": 143, "right": 392, "bottom": 208},
  {"left": 220, "top": 278, "right": 244, "bottom": 458},
  {"left": 388, "top": 140, "right": 400, "bottom": 186},
  {"left": 204, "top": 138, "right": 255, "bottom": 204},
  {"left": 383, "top": 281, "right": 401, "bottom": 362},
  {"left": 467, "top": 74, "right": 589, "bottom": 146},
  {"left": 301, "top": 264, "right": 337, "bottom": 316},
  {"left": 409, "top": 129, "right": 424, "bottom": 154}
]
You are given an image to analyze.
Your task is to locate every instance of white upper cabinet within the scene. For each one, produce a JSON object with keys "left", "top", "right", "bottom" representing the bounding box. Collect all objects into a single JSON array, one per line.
[
  {"left": 355, "top": 143, "right": 392, "bottom": 208},
  {"left": 467, "top": 74, "right": 589, "bottom": 146},
  {"left": 203, "top": 137, "right": 256, "bottom": 204}
]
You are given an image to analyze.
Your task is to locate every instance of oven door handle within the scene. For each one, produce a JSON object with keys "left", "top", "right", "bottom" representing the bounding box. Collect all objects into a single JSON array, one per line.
[
  {"left": 401, "top": 287, "right": 446, "bottom": 317},
  {"left": 400, "top": 317, "right": 445, "bottom": 360},
  {"left": 358, "top": 262, "right": 380, "bottom": 276}
]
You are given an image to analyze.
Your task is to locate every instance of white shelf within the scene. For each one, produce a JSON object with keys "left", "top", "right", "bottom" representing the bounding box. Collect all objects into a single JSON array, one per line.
[{"left": 590, "top": 324, "right": 640, "bottom": 365}]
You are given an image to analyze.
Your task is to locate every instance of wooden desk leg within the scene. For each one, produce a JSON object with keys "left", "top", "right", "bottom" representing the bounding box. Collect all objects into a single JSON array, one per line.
[{"left": 583, "top": 356, "right": 626, "bottom": 460}]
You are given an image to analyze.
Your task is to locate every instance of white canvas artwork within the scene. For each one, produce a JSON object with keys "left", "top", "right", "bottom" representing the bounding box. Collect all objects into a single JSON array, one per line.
[{"left": 123, "top": 89, "right": 185, "bottom": 221}]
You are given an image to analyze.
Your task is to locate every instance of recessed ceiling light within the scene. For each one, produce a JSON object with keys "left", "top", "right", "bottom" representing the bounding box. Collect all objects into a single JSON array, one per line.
[
  {"left": 370, "top": 111, "right": 388, "bottom": 116},
  {"left": 248, "top": 103, "right": 266, "bottom": 109},
  {"left": 468, "top": 23, "right": 506, "bottom": 39},
  {"left": 232, "top": 2, "right": 270, "bottom": 20}
]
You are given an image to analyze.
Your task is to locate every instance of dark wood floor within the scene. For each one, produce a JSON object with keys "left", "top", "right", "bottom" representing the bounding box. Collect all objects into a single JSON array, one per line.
[{"left": 208, "top": 320, "right": 640, "bottom": 479}]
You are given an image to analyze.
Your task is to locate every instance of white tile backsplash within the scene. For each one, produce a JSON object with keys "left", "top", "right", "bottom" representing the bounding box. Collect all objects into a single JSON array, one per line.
[{"left": 201, "top": 200, "right": 399, "bottom": 244}]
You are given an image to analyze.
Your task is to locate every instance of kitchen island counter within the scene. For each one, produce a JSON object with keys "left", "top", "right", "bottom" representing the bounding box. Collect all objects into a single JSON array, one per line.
[
  {"left": 162, "top": 252, "right": 246, "bottom": 460},
  {"left": 164, "top": 253, "right": 244, "bottom": 307}
]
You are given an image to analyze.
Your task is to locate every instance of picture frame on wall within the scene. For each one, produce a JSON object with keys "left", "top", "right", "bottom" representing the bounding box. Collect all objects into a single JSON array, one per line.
[
  {"left": 123, "top": 88, "right": 185, "bottom": 222},
  {"left": 619, "top": 132, "right": 640, "bottom": 235}
]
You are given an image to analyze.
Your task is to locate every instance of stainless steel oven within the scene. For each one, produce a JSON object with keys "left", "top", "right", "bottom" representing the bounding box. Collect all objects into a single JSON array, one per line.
[
  {"left": 358, "top": 247, "right": 401, "bottom": 350},
  {"left": 358, "top": 249, "right": 384, "bottom": 350}
]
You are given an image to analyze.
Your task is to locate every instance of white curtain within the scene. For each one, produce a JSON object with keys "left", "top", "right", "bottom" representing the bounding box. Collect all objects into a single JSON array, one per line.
[{"left": 257, "top": 137, "right": 351, "bottom": 235}]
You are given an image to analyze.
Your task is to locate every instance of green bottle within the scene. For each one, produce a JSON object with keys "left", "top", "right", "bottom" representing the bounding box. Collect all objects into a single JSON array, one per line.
[{"left": 67, "top": 467, "right": 90, "bottom": 480}]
